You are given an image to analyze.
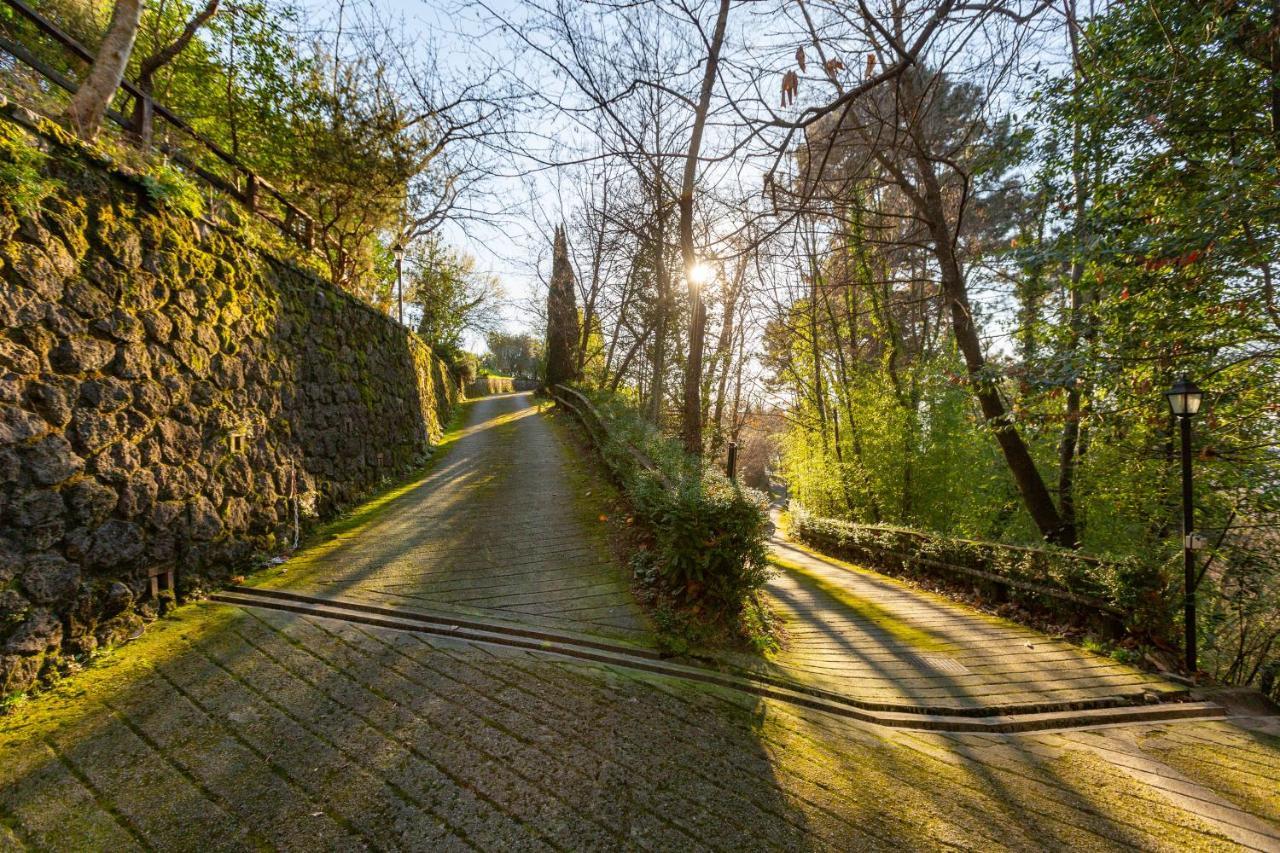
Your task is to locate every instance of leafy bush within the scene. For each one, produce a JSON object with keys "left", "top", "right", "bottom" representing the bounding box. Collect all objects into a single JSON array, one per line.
[
  {"left": 0, "top": 116, "right": 55, "bottom": 215},
  {"left": 790, "top": 508, "right": 1176, "bottom": 642},
  {"left": 563, "top": 386, "right": 770, "bottom": 620},
  {"left": 138, "top": 161, "right": 204, "bottom": 218},
  {"left": 628, "top": 464, "right": 770, "bottom": 610}
]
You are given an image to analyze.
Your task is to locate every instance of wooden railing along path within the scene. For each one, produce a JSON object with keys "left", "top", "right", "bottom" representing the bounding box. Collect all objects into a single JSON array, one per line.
[
  {"left": 0, "top": 0, "right": 324, "bottom": 254},
  {"left": 548, "top": 385, "right": 675, "bottom": 491}
]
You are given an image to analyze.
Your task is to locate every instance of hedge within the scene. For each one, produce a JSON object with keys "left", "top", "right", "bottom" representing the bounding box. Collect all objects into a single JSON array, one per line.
[
  {"left": 789, "top": 509, "right": 1176, "bottom": 641},
  {"left": 550, "top": 386, "right": 769, "bottom": 616}
]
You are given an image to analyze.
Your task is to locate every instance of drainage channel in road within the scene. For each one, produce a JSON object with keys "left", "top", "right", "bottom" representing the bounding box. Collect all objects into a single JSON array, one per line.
[{"left": 210, "top": 586, "right": 1226, "bottom": 734}]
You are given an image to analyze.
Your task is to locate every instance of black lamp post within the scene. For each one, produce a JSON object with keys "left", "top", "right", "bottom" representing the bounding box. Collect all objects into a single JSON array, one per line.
[
  {"left": 392, "top": 241, "right": 406, "bottom": 326},
  {"left": 1165, "top": 375, "right": 1204, "bottom": 674}
]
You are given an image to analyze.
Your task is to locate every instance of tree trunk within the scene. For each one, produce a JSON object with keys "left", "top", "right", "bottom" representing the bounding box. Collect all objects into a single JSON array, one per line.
[
  {"left": 66, "top": 0, "right": 143, "bottom": 139},
  {"left": 679, "top": 0, "right": 731, "bottom": 456},
  {"left": 916, "top": 153, "right": 1069, "bottom": 545},
  {"left": 647, "top": 213, "right": 670, "bottom": 424},
  {"left": 130, "top": 0, "right": 221, "bottom": 147}
]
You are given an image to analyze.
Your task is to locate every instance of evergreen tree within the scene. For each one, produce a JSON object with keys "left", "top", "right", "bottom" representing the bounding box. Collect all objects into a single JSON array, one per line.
[{"left": 544, "top": 225, "right": 580, "bottom": 385}]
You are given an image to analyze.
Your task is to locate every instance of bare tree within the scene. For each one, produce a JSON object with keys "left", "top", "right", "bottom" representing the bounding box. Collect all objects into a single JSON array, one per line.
[{"left": 678, "top": 0, "right": 731, "bottom": 455}]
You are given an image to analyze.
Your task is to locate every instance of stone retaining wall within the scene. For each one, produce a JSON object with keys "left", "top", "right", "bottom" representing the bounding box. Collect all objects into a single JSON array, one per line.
[
  {"left": 0, "top": 113, "right": 459, "bottom": 695},
  {"left": 466, "top": 375, "right": 514, "bottom": 397}
]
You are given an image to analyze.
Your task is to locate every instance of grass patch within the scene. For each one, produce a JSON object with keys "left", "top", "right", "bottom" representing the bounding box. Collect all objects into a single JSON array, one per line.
[
  {"left": 767, "top": 554, "right": 951, "bottom": 652},
  {"left": 0, "top": 605, "right": 237, "bottom": 736}
]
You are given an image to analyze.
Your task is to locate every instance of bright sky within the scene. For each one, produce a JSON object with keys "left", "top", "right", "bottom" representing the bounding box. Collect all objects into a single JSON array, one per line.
[
  {"left": 295, "top": 0, "right": 1071, "bottom": 354},
  {"left": 297, "top": 0, "right": 557, "bottom": 349}
]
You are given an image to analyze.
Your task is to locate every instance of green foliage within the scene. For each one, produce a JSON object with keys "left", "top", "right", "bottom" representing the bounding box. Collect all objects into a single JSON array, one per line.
[
  {"left": 790, "top": 508, "right": 1177, "bottom": 641},
  {"left": 0, "top": 119, "right": 54, "bottom": 215},
  {"left": 576, "top": 387, "right": 771, "bottom": 621},
  {"left": 484, "top": 331, "right": 543, "bottom": 380},
  {"left": 629, "top": 466, "right": 770, "bottom": 611},
  {"left": 409, "top": 236, "right": 502, "bottom": 351},
  {"left": 769, "top": 0, "right": 1278, "bottom": 685},
  {"left": 138, "top": 160, "right": 204, "bottom": 217},
  {"left": 2, "top": 0, "right": 488, "bottom": 306}
]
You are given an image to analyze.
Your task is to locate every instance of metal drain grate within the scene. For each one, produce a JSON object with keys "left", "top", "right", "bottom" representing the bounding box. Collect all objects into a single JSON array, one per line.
[{"left": 909, "top": 653, "right": 971, "bottom": 675}]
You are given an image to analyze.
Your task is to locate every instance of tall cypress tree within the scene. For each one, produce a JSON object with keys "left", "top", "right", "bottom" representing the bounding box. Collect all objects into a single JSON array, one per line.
[{"left": 544, "top": 225, "right": 579, "bottom": 386}]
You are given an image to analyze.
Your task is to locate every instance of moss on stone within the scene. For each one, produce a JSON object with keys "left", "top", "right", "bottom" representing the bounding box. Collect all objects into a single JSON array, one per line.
[{"left": 768, "top": 554, "right": 951, "bottom": 652}]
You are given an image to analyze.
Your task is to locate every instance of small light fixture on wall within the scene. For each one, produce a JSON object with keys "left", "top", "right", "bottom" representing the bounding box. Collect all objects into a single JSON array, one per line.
[{"left": 228, "top": 430, "right": 247, "bottom": 454}]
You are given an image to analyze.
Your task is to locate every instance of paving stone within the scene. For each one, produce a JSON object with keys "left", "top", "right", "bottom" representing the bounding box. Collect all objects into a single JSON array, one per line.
[
  {"left": 755, "top": 534, "right": 1188, "bottom": 711},
  {"left": 255, "top": 392, "right": 649, "bottom": 643}
]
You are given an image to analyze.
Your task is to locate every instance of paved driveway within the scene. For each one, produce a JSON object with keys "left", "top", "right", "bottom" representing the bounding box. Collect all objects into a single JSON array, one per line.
[
  {"left": 249, "top": 392, "right": 648, "bottom": 642},
  {"left": 3, "top": 394, "right": 1279, "bottom": 850}
]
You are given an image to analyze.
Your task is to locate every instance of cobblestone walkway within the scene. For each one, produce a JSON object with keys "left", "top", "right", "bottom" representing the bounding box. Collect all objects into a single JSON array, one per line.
[
  {"left": 756, "top": 526, "right": 1182, "bottom": 712},
  {"left": 2, "top": 605, "right": 1278, "bottom": 851},
  {"left": 249, "top": 392, "right": 649, "bottom": 642}
]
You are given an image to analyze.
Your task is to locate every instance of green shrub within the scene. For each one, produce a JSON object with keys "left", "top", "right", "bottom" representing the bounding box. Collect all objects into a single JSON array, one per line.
[
  {"left": 790, "top": 507, "right": 1176, "bottom": 642},
  {"left": 565, "top": 386, "right": 771, "bottom": 620},
  {"left": 629, "top": 465, "right": 769, "bottom": 611},
  {"left": 139, "top": 161, "right": 204, "bottom": 217}
]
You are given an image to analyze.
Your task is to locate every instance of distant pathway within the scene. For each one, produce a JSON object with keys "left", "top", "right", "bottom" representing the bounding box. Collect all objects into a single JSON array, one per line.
[
  {"left": 251, "top": 391, "right": 648, "bottom": 641},
  {"left": 752, "top": 517, "right": 1186, "bottom": 714}
]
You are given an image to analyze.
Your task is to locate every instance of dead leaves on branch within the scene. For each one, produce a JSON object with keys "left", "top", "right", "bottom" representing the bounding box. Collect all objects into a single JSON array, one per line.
[
  {"left": 781, "top": 70, "right": 799, "bottom": 106},
  {"left": 778, "top": 48, "right": 867, "bottom": 107}
]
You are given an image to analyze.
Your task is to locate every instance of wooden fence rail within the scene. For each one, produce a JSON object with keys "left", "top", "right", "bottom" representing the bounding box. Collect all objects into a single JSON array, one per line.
[
  {"left": 549, "top": 385, "right": 675, "bottom": 491},
  {"left": 0, "top": 0, "right": 322, "bottom": 253}
]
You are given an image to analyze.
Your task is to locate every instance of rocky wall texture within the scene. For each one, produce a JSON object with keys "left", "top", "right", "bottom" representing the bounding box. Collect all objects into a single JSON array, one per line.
[
  {"left": 0, "top": 112, "right": 459, "bottom": 696},
  {"left": 466, "top": 375, "right": 514, "bottom": 397}
]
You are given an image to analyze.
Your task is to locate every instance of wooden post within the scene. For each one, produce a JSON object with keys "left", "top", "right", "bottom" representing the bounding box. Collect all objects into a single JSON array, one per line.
[{"left": 243, "top": 172, "right": 258, "bottom": 212}]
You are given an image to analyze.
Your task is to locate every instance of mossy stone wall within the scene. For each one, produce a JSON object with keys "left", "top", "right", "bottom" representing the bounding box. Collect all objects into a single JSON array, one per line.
[
  {"left": 0, "top": 116, "right": 459, "bottom": 696},
  {"left": 466, "top": 375, "right": 514, "bottom": 397}
]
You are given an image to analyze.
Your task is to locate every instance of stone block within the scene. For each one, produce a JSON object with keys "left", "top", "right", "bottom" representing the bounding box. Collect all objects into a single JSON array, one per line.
[
  {"left": 87, "top": 520, "right": 145, "bottom": 569},
  {"left": 12, "top": 490, "right": 63, "bottom": 529},
  {"left": 26, "top": 379, "right": 73, "bottom": 427},
  {"left": 66, "top": 478, "right": 119, "bottom": 527},
  {"left": 0, "top": 404, "right": 50, "bottom": 444},
  {"left": 4, "top": 607, "right": 61, "bottom": 655},
  {"left": 111, "top": 342, "right": 151, "bottom": 379},
  {"left": 0, "top": 337, "right": 40, "bottom": 374},
  {"left": 92, "top": 308, "right": 145, "bottom": 343},
  {"left": 71, "top": 409, "right": 125, "bottom": 453},
  {"left": 20, "top": 554, "right": 80, "bottom": 605},
  {"left": 117, "top": 469, "right": 158, "bottom": 517},
  {"left": 86, "top": 440, "right": 139, "bottom": 485},
  {"left": 139, "top": 309, "right": 173, "bottom": 343},
  {"left": 64, "top": 278, "right": 113, "bottom": 319},
  {"left": 188, "top": 495, "right": 223, "bottom": 541},
  {"left": 50, "top": 336, "right": 114, "bottom": 374},
  {"left": 22, "top": 434, "right": 84, "bottom": 486}
]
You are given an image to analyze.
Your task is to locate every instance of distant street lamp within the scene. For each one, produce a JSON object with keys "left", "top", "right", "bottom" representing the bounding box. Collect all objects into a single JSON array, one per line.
[
  {"left": 392, "top": 241, "right": 406, "bottom": 326},
  {"left": 1165, "top": 375, "right": 1205, "bottom": 674}
]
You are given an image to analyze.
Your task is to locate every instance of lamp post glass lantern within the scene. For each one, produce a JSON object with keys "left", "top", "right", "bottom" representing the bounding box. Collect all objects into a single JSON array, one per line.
[
  {"left": 1165, "top": 375, "right": 1204, "bottom": 675},
  {"left": 1165, "top": 375, "right": 1204, "bottom": 417},
  {"left": 392, "top": 242, "right": 406, "bottom": 326}
]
